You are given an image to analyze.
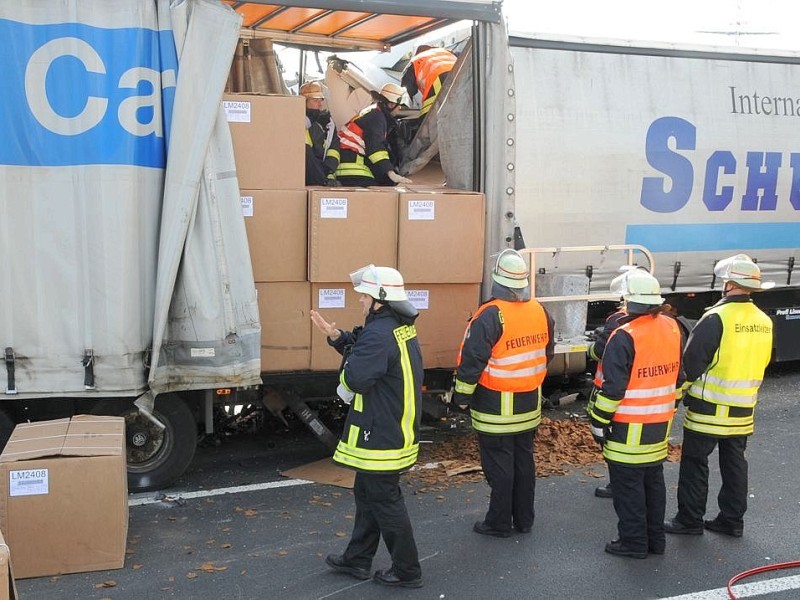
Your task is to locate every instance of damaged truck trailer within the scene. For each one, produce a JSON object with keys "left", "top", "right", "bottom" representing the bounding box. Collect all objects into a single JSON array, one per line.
[{"left": 1, "top": 0, "right": 799, "bottom": 491}]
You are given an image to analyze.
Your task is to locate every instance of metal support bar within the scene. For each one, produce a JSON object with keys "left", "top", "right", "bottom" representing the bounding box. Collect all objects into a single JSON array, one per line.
[
  {"left": 787, "top": 256, "right": 795, "bottom": 286},
  {"left": 83, "top": 349, "right": 95, "bottom": 390},
  {"left": 4, "top": 347, "right": 16, "bottom": 395}
]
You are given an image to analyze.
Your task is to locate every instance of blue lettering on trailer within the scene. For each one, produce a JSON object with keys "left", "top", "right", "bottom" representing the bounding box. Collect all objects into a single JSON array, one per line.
[
  {"left": 629, "top": 116, "right": 800, "bottom": 251},
  {"left": 0, "top": 19, "right": 178, "bottom": 168}
]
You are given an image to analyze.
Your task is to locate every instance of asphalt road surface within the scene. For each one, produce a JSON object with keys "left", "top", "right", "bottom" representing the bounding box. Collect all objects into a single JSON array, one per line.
[{"left": 16, "top": 362, "right": 800, "bottom": 599}]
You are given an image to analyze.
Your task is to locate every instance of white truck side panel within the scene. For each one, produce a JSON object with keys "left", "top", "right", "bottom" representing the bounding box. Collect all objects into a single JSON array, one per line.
[
  {"left": 1, "top": 0, "right": 260, "bottom": 398},
  {"left": 512, "top": 39, "right": 800, "bottom": 292}
]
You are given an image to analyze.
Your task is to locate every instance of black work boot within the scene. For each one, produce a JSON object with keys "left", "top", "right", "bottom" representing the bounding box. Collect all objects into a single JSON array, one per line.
[
  {"left": 594, "top": 483, "right": 613, "bottom": 498},
  {"left": 325, "top": 554, "right": 371, "bottom": 580},
  {"left": 664, "top": 518, "right": 704, "bottom": 535}
]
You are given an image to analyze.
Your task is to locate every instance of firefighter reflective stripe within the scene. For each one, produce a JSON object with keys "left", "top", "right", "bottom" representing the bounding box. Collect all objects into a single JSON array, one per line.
[
  {"left": 333, "top": 324, "right": 420, "bottom": 472},
  {"left": 353, "top": 393, "right": 363, "bottom": 412},
  {"left": 305, "top": 128, "right": 313, "bottom": 146},
  {"left": 603, "top": 437, "right": 669, "bottom": 464},
  {"left": 368, "top": 149, "right": 389, "bottom": 164},
  {"left": 684, "top": 406, "right": 755, "bottom": 436},
  {"left": 419, "top": 77, "right": 444, "bottom": 115},
  {"left": 470, "top": 407, "right": 541, "bottom": 434},
  {"left": 395, "top": 325, "right": 417, "bottom": 448},
  {"left": 333, "top": 442, "right": 419, "bottom": 471},
  {"left": 689, "top": 373, "right": 761, "bottom": 407},
  {"left": 454, "top": 378, "right": 476, "bottom": 394},
  {"left": 326, "top": 148, "right": 340, "bottom": 161},
  {"left": 339, "top": 122, "right": 366, "bottom": 154},
  {"left": 624, "top": 385, "right": 676, "bottom": 399},
  {"left": 336, "top": 153, "right": 373, "bottom": 178},
  {"left": 615, "top": 400, "right": 675, "bottom": 417}
]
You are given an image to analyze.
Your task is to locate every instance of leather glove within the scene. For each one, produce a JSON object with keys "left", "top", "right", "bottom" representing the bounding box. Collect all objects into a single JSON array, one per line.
[
  {"left": 387, "top": 171, "right": 413, "bottom": 185},
  {"left": 336, "top": 382, "right": 355, "bottom": 405},
  {"left": 590, "top": 419, "right": 605, "bottom": 447}
]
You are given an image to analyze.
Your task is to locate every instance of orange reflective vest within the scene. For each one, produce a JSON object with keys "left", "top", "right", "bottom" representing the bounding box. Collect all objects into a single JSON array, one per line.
[
  {"left": 458, "top": 298, "right": 549, "bottom": 393},
  {"left": 410, "top": 48, "right": 456, "bottom": 114},
  {"left": 609, "top": 314, "right": 681, "bottom": 424}
]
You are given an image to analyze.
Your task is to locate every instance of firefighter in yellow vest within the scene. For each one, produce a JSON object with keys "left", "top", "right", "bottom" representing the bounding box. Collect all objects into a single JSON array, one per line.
[
  {"left": 311, "top": 265, "right": 423, "bottom": 588},
  {"left": 665, "top": 254, "right": 774, "bottom": 538},
  {"left": 589, "top": 270, "right": 685, "bottom": 558},
  {"left": 453, "top": 249, "right": 554, "bottom": 537}
]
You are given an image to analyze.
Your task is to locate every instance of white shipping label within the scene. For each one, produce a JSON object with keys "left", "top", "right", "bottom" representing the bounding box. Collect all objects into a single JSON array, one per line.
[
  {"left": 408, "top": 200, "right": 435, "bottom": 220},
  {"left": 241, "top": 196, "right": 254, "bottom": 217},
  {"left": 320, "top": 197, "right": 348, "bottom": 219},
  {"left": 406, "top": 290, "right": 429, "bottom": 310},
  {"left": 319, "top": 288, "right": 346, "bottom": 309},
  {"left": 191, "top": 348, "right": 216, "bottom": 358},
  {"left": 9, "top": 468, "right": 49, "bottom": 497},
  {"left": 223, "top": 100, "right": 252, "bottom": 123}
]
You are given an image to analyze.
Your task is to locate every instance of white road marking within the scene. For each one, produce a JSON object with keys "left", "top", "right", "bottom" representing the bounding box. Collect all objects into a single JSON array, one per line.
[
  {"left": 128, "top": 478, "right": 313, "bottom": 506},
  {"left": 660, "top": 573, "right": 800, "bottom": 599}
]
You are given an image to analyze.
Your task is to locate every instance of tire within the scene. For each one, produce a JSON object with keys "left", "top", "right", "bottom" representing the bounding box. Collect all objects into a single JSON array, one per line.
[{"left": 92, "top": 395, "right": 198, "bottom": 492}]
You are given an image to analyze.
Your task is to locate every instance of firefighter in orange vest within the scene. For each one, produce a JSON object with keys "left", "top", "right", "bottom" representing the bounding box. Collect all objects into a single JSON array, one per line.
[
  {"left": 401, "top": 45, "right": 457, "bottom": 119},
  {"left": 589, "top": 270, "right": 685, "bottom": 558},
  {"left": 453, "top": 249, "right": 554, "bottom": 537},
  {"left": 399, "top": 45, "right": 457, "bottom": 145},
  {"left": 335, "top": 83, "right": 413, "bottom": 187}
]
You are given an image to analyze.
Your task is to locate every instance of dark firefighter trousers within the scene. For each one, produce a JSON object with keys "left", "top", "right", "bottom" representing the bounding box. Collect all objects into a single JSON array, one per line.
[
  {"left": 607, "top": 461, "right": 666, "bottom": 553},
  {"left": 342, "top": 471, "right": 421, "bottom": 580},
  {"left": 675, "top": 428, "right": 748, "bottom": 529},
  {"left": 477, "top": 430, "right": 536, "bottom": 532}
]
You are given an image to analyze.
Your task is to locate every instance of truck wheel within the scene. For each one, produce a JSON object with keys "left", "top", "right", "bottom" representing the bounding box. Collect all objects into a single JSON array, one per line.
[{"left": 92, "top": 396, "right": 198, "bottom": 492}]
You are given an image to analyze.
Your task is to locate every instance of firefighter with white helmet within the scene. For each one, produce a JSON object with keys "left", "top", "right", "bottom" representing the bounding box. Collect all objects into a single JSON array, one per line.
[
  {"left": 299, "top": 81, "right": 340, "bottom": 185},
  {"left": 453, "top": 249, "right": 555, "bottom": 537},
  {"left": 589, "top": 269, "right": 685, "bottom": 558},
  {"left": 311, "top": 265, "right": 423, "bottom": 588},
  {"left": 336, "top": 83, "right": 413, "bottom": 187},
  {"left": 666, "top": 254, "right": 774, "bottom": 539}
]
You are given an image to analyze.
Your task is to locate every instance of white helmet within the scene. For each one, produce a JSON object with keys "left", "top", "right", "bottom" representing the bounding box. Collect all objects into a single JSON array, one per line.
[
  {"left": 350, "top": 264, "right": 408, "bottom": 301},
  {"left": 621, "top": 270, "right": 664, "bottom": 306},
  {"left": 373, "top": 82, "right": 409, "bottom": 106},
  {"left": 714, "top": 254, "right": 775, "bottom": 290},
  {"left": 491, "top": 249, "right": 529, "bottom": 289}
]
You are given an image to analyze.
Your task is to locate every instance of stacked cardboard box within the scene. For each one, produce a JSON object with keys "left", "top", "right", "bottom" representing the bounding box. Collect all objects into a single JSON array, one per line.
[
  {"left": 397, "top": 189, "right": 485, "bottom": 368},
  {"left": 0, "top": 416, "right": 128, "bottom": 579},
  {"left": 224, "top": 93, "right": 311, "bottom": 372},
  {"left": 0, "top": 526, "right": 17, "bottom": 599}
]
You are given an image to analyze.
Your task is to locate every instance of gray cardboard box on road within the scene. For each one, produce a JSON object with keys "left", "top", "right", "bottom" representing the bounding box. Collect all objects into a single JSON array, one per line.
[{"left": 0, "top": 415, "right": 128, "bottom": 579}]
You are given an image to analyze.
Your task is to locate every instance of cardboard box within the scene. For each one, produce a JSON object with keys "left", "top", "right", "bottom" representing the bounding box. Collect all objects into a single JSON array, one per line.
[
  {"left": 407, "top": 284, "right": 481, "bottom": 369},
  {"left": 0, "top": 527, "right": 17, "bottom": 600},
  {"left": 308, "top": 188, "right": 398, "bottom": 282},
  {"left": 310, "top": 283, "right": 365, "bottom": 371},
  {"left": 242, "top": 189, "right": 307, "bottom": 282},
  {"left": 257, "top": 282, "right": 312, "bottom": 371},
  {"left": 223, "top": 94, "right": 305, "bottom": 190},
  {"left": 397, "top": 189, "right": 485, "bottom": 283},
  {"left": 0, "top": 416, "right": 128, "bottom": 579}
]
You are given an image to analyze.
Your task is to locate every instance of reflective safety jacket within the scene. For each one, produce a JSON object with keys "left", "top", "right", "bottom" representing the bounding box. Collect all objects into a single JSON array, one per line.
[
  {"left": 330, "top": 307, "right": 424, "bottom": 473},
  {"left": 402, "top": 48, "right": 457, "bottom": 116},
  {"left": 336, "top": 104, "right": 396, "bottom": 184},
  {"left": 683, "top": 296, "right": 772, "bottom": 437},
  {"left": 455, "top": 298, "right": 554, "bottom": 435},
  {"left": 305, "top": 109, "right": 340, "bottom": 185},
  {"left": 590, "top": 313, "right": 683, "bottom": 466}
]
